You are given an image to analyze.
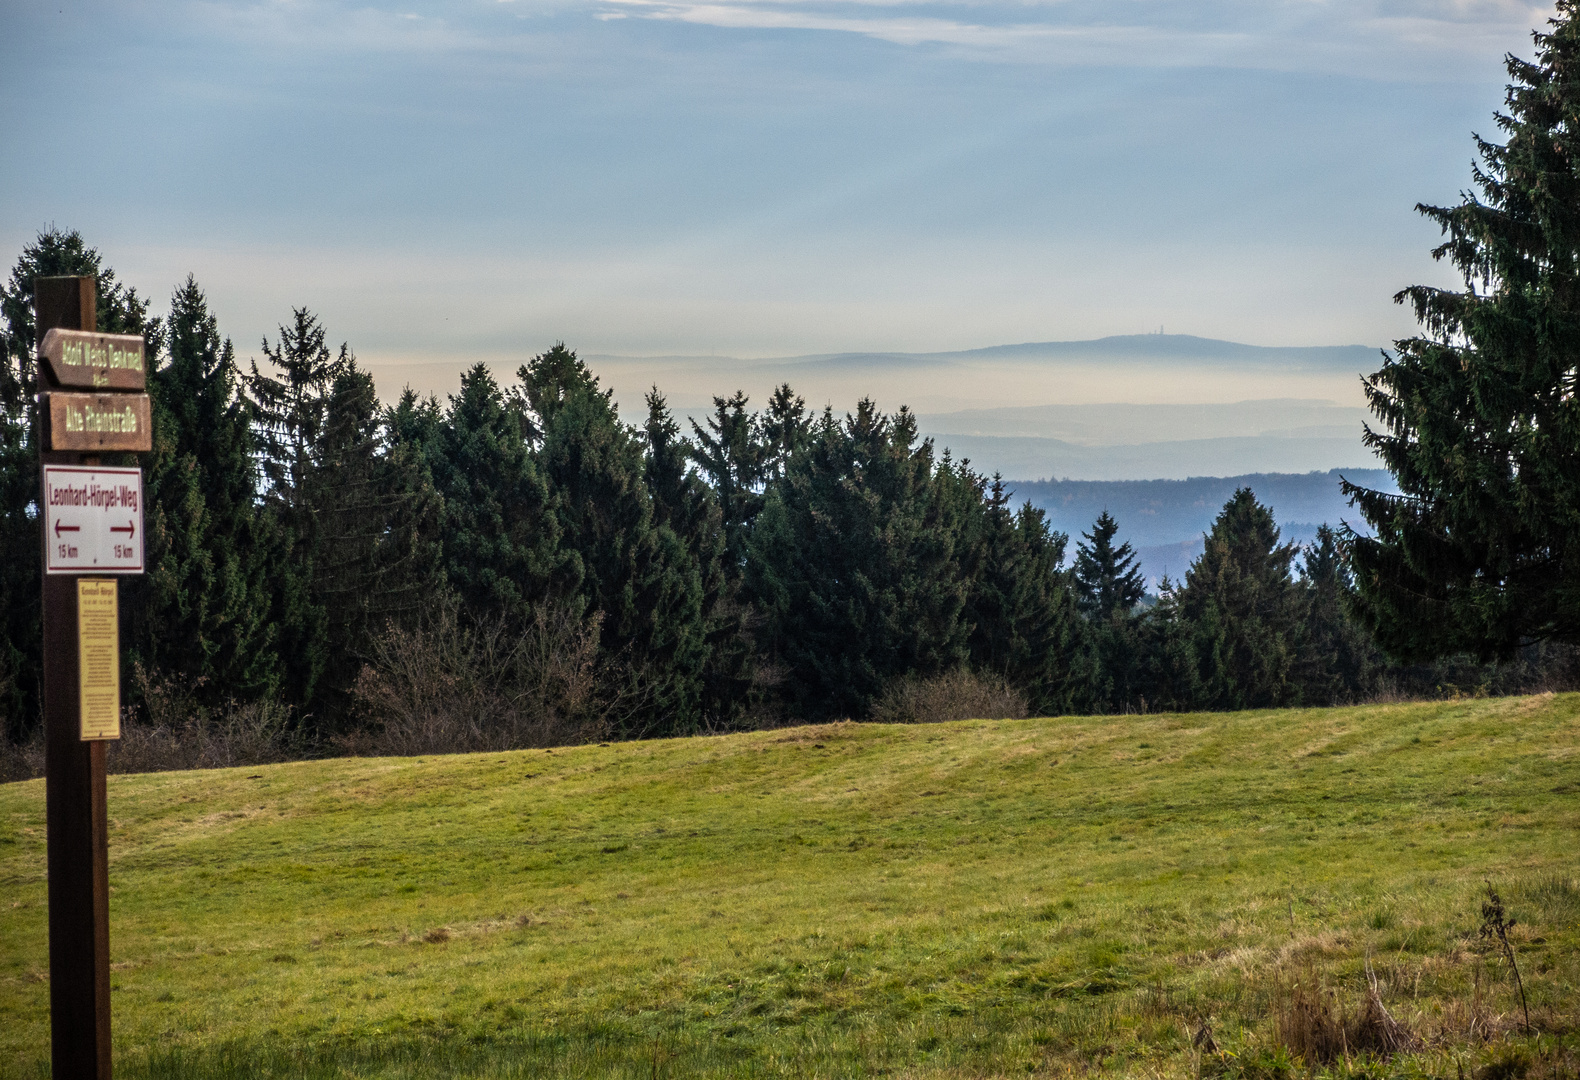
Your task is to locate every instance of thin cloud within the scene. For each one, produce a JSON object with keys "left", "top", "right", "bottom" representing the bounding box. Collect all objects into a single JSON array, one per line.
[
  {"left": 588, "top": 0, "right": 1550, "bottom": 70},
  {"left": 600, "top": 0, "right": 1248, "bottom": 59},
  {"left": 167, "top": 0, "right": 1552, "bottom": 74}
]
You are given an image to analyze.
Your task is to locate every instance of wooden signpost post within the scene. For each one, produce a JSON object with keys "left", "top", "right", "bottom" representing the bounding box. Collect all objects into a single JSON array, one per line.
[{"left": 37, "top": 276, "right": 150, "bottom": 1080}]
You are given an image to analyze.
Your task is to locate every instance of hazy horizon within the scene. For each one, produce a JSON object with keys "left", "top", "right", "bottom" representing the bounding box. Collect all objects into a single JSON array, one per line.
[{"left": 335, "top": 331, "right": 1381, "bottom": 480}]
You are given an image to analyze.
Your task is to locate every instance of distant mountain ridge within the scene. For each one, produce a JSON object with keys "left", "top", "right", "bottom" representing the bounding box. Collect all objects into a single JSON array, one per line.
[
  {"left": 375, "top": 334, "right": 1379, "bottom": 451},
  {"left": 924, "top": 334, "right": 1380, "bottom": 370},
  {"left": 371, "top": 336, "right": 1383, "bottom": 480},
  {"left": 625, "top": 333, "right": 1382, "bottom": 374},
  {"left": 932, "top": 433, "right": 1373, "bottom": 484},
  {"left": 1007, "top": 468, "right": 1398, "bottom": 587}
]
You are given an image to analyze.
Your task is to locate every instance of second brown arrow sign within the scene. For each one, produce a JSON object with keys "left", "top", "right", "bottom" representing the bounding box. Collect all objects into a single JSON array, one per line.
[{"left": 44, "top": 392, "right": 153, "bottom": 452}]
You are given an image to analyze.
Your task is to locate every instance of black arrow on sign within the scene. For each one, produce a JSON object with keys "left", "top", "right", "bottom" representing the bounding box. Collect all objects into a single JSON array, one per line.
[
  {"left": 110, "top": 521, "right": 135, "bottom": 538},
  {"left": 54, "top": 520, "right": 80, "bottom": 537}
]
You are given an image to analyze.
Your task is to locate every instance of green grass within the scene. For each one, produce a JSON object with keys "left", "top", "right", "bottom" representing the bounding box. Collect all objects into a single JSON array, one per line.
[{"left": 2, "top": 695, "right": 1578, "bottom": 1078}]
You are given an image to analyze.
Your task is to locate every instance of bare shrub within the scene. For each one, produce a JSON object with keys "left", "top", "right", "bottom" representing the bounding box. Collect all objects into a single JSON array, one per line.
[
  {"left": 105, "top": 665, "right": 301, "bottom": 774},
  {"left": 134, "top": 663, "right": 211, "bottom": 732},
  {"left": 108, "top": 699, "right": 299, "bottom": 775},
  {"left": 0, "top": 731, "right": 44, "bottom": 783},
  {"left": 870, "top": 668, "right": 1029, "bottom": 725},
  {"left": 1, "top": 666, "right": 299, "bottom": 780},
  {"left": 347, "top": 600, "right": 624, "bottom": 756}
]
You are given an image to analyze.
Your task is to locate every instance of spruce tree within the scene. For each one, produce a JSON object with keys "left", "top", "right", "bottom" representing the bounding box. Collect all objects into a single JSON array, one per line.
[
  {"left": 1069, "top": 512, "right": 1148, "bottom": 710},
  {"left": 747, "top": 400, "right": 970, "bottom": 718},
  {"left": 645, "top": 389, "right": 750, "bottom": 724},
  {"left": 1293, "top": 525, "right": 1379, "bottom": 704},
  {"left": 247, "top": 313, "right": 445, "bottom": 721},
  {"left": 644, "top": 388, "right": 714, "bottom": 551},
  {"left": 1073, "top": 510, "right": 1146, "bottom": 620},
  {"left": 758, "top": 383, "right": 811, "bottom": 486},
  {"left": 432, "top": 363, "right": 572, "bottom": 624},
  {"left": 1177, "top": 489, "right": 1304, "bottom": 710},
  {"left": 520, "top": 346, "right": 709, "bottom": 734},
  {"left": 128, "top": 276, "right": 278, "bottom": 704},
  {"left": 690, "top": 390, "right": 765, "bottom": 580},
  {"left": 246, "top": 310, "right": 339, "bottom": 709},
  {"left": 1346, "top": 5, "right": 1580, "bottom": 659},
  {"left": 1134, "top": 575, "right": 1205, "bottom": 712},
  {"left": 961, "top": 475, "right": 1083, "bottom": 714}
]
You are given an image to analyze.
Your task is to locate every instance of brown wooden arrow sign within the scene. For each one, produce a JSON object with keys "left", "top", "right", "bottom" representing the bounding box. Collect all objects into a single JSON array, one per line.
[
  {"left": 39, "top": 328, "right": 147, "bottom": 391},
  {"left": 44, "top": 392, "right": 153, "bottom": 452}
]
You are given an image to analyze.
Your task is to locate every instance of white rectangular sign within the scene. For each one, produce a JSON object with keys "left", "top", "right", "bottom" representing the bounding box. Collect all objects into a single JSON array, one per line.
[{"left": 43, "top": 465, "right": 144, "bottom": 575}]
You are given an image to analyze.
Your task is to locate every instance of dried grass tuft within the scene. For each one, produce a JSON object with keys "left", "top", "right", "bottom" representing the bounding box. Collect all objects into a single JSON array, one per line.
[
  {"left": 1272, "top": 962, "right": 1418, "bottom": 1064},
  {"left": 1354, "top": 962, "right": 1421, "bottom": 1057},
  {"left": 1273, "top": 970, "right": 1348, "bottom": 1064}
]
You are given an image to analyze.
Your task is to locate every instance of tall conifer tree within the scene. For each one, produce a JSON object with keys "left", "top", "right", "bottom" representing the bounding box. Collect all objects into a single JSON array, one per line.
[
  {"left": 520, "top": 346, "right": 709, "bottom": 733},
  {"left": 757, "top": 383, "right": 811, "bottom": 486},
  {"left": 129, "top": 276, "right": 278, "bottom": 703},
  {"left": 645, "top": 389, "right": 750, "bottom": 724},
  {"left": 961, "top": 475, "right": 1083, "bottom": 714},
  {"left": 1178, "top": 489, "right": 1303, "bottom": 710},
  {"left": 247, "top": 310, "right": 339, "bottom": 708},
  {"left": 1293, "top": 525, "right": 1378, "bottom": 704},
  {"left": 432, "top": 363, "right": 571, "bottom": 624},
  {"left": 247, "top": 311, "right": 444, "bottom": 721},
  {"left": 1346, "top": 5, "right": 1580, "bottom": 659},
  {"left": 1073, "top": 511, "right": 1146, "bottom": 620},
  {"left": 690, "top": 391, "right": 764, "bottom": 580},
  {"left": 748, "top": 401, "right": 970, "bottom": 718}
]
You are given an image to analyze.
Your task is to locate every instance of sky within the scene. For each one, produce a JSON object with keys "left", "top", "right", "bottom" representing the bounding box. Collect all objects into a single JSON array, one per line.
[{"left": 0, "top": 0, "right": 1551, "bottom": 382}]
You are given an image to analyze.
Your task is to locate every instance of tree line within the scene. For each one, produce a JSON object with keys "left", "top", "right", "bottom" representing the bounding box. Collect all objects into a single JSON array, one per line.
[{"left": 0, "top": 231, "right": 1573, "bottom": 751}]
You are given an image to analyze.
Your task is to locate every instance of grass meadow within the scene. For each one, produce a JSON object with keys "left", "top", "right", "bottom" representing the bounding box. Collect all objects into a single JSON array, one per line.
[{"left": 2, "top": 695, "right": 1578, "bottom": 1078}]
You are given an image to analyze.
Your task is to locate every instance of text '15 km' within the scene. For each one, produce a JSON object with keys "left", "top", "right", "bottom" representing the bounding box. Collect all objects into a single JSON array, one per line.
[{"left": 42, "top": 465, "right": 144, "bottom": 575}]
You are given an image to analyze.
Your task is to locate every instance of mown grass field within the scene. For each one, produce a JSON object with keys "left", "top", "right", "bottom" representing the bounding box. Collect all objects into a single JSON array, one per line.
[{"left": 2, "top": 695, "right": 1578, "bottom": 1078}]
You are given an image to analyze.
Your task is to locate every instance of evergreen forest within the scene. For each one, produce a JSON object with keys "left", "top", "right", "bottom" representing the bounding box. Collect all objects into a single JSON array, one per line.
[{"left": 1, "top": 232, "right": 1574, "bottom": 762}]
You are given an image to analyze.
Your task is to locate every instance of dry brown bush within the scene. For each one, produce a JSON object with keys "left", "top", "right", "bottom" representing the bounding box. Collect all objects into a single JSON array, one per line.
[
  {"left": 105, "top": 664, "right": 301, "bottom": 774},
  {"left": 1, "top": 665, "right": 300, "bottom": 779},
  {"left": 345, "top": 600, "right": 627, "bottom": 756},
  {"left": 106, "top": 699, "right": 299, "bottom": 774},
  {"left": 869, "top": 668, "right": 1029, "bottom": 725},
  {"left": 0, "top": 731, "right": 44, "bottom": 782}
]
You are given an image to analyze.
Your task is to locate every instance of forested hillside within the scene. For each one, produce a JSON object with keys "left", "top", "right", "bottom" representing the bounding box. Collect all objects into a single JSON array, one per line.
[{"left": 1, "top": 233, "right": 1573, "bottom": 766}]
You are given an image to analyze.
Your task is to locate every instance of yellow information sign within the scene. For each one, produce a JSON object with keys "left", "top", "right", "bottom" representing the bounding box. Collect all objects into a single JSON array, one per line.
[{"left": 76, "top": 579, "right": 120, "bottom": 741}]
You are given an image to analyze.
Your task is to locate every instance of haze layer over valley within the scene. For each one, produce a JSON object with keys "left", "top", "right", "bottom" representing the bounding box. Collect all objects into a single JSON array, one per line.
[{"left": 363, "top": 332, "right": 1382, "bottom": 483}]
